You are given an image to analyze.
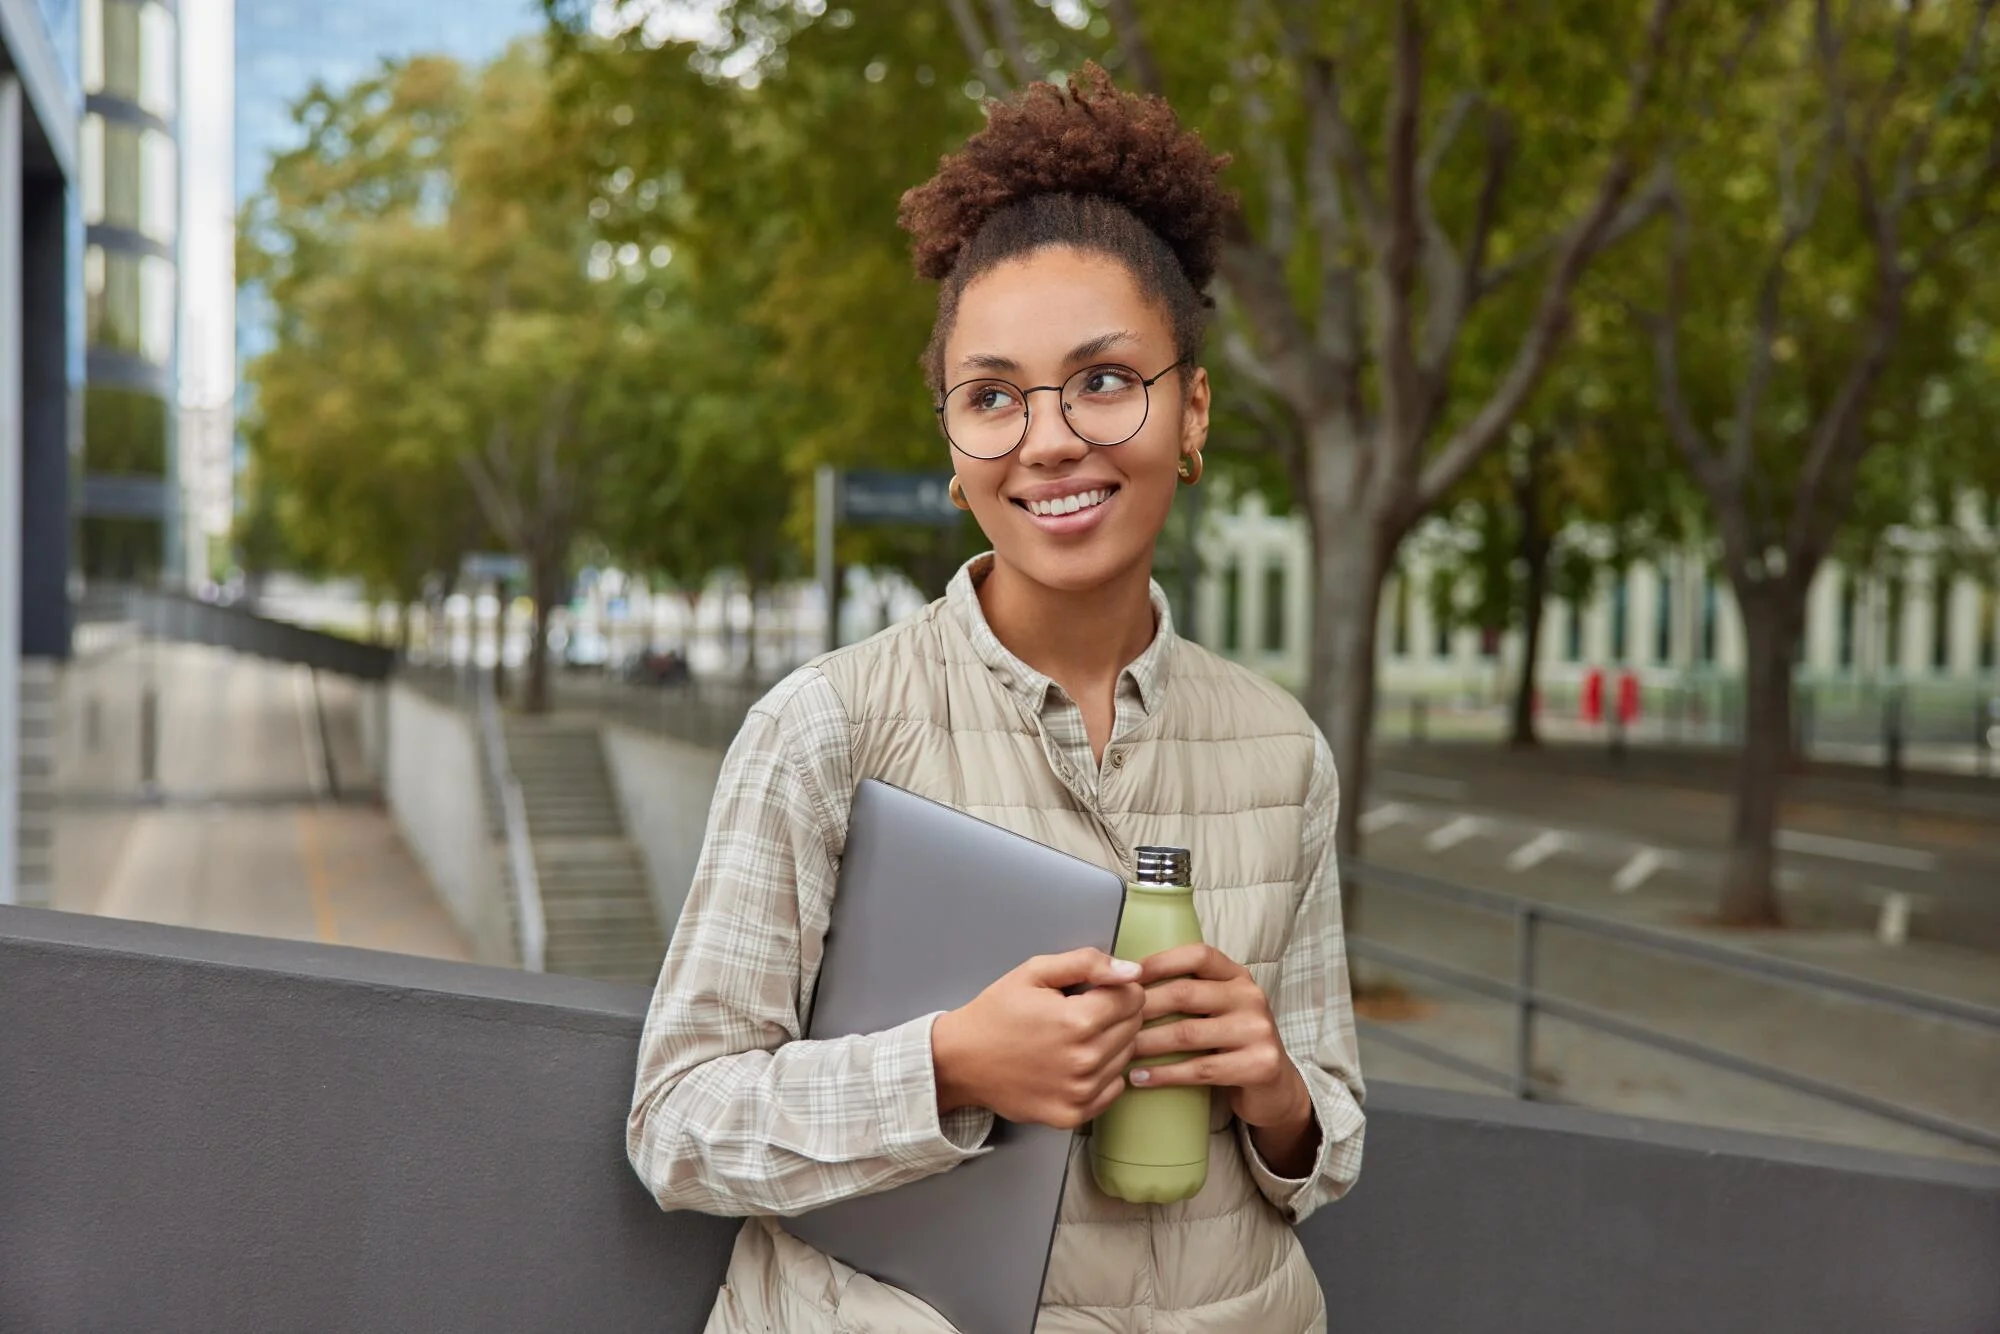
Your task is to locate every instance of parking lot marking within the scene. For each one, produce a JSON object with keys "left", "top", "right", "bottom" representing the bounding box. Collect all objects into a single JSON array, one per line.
[
  {"left": 1506, "top": 831, "right": 1565, "bottom": 872},
  {"left": 1613, "top": 849, "right": 1662, "bottom": 894},
  {"left": 1360, "top": 803, "right": 1410, "bottom": 834},
  {"left": 1425, "top": 816, "right": 1485, "bottom": 852},
  {"left": 1776, "top": 830, "right": 1937, "bottom": 873}
]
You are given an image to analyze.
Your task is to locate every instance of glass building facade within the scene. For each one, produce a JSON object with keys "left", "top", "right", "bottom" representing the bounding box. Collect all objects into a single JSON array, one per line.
[
  {"left": 8, "top": 0, "right": 83, "bottom": 903},
  {"left": 78, "top": 0, "right": 178, "bottom": 583}
]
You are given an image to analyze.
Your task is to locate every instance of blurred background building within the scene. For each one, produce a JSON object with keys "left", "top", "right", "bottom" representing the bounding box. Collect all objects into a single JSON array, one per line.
[
  {"left": 2, "top": 0, "right": 81, "bottom": 904},
  {"left": 78, "top": 0, "right": 179, "bottom": 585}
]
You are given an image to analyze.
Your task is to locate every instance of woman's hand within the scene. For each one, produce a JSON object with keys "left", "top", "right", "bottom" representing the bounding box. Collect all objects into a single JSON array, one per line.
[
  {"left": 1128, "top": 945, "right": 1318, "bottom": 1173},
  {"left": 932, "top": 948, "right": 1148, "bottom": 1130}
]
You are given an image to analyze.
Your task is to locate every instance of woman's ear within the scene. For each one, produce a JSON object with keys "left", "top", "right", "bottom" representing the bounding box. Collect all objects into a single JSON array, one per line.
[{"left": 1181, "top": 364, "right": 1212, "bottom": 456}]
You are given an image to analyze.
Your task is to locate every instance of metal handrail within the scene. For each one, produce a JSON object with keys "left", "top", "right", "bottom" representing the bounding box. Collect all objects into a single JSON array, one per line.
[
  {"left": 475, "top": 669, "right": 547, "bottom": 974},
  {"left": 1345, "top": 859, "right": 2000, "bottom": 1155}
]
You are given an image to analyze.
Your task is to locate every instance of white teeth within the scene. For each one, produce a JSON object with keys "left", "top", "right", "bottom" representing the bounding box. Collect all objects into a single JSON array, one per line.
[{"left": 1027, "top": 488, "right": 1109, "bottom": 518}]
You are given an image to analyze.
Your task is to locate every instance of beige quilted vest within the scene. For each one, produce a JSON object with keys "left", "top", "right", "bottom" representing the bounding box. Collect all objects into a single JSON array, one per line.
[{"left": 712, "top": 596, "right": 1328, "bottom": 1334}]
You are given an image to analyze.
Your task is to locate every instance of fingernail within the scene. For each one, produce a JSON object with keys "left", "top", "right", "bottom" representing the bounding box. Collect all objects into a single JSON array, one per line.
[
  {"left": 1109, "top": 960, "right": 1141, "bottom": 980},
  {"left": 1129, "top": 1069, "right": 1151, "bottom": 1086}
]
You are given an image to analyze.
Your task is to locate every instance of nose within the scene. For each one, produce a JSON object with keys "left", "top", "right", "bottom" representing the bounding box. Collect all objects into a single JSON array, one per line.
[{"left": 1016, "top": 386, "right": 1090, "bottom": 468}]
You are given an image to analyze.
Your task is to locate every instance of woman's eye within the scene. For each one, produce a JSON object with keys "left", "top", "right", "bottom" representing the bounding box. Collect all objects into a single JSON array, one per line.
[
  {"left": 1079, "top": 367, "right": 1136, "bottom": 395},
  {"left": 971, "top": 385, "right": 1018, "bottom": 412}
]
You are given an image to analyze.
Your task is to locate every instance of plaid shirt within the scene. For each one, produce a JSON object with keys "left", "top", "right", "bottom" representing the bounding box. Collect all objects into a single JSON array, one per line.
[{"left": 628, "top": 556, "right": 1365, "bottom": 1224}]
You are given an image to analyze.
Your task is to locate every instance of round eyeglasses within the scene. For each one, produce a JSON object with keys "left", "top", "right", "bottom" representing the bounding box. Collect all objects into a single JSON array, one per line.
[{"left": 935, "top": 358, "right": 1186, "bottom": 460}]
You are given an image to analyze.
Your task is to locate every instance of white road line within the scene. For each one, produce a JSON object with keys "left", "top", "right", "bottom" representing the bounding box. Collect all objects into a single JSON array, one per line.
[
  {"left": 1425, "top": 816, "right": 1485, "bottom": 852},
  {"left": 1876, "top": 892, "right": 1913, "bottom": 947},
  {"left": 1378, "top": 771, "right": 1471, "bottom": 800},
  {"left": 1506, "top": 831, "right": 1565, "bottom": 872},
  {"left": 1359, "top": 803, "right": 1410, "bottom": 834},
  {"left": 1612, "top": 849, "right": 1662, "bottom": 894},
  {"left": 1776, "top": 830, "right": 1937, "bottom": 873}
]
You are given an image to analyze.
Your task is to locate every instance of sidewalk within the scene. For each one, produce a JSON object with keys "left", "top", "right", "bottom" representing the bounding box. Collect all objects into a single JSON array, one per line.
[{"left": 55, "top": 644, "right": 469, "bottom": 963}]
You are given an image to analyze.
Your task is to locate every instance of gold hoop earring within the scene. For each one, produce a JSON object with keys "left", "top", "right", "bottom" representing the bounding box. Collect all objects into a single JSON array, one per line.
[
  {"left": 948, "top": 475, "right": 971, "bottom": 511},
  {"left": 1177, "top": 449, "right": 1204, "bottom": 486}
]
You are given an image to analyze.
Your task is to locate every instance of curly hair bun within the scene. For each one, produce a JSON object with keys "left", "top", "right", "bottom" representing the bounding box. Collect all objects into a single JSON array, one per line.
[{"left": 898, "top": 63, "right": 1235, "bottom": 294}]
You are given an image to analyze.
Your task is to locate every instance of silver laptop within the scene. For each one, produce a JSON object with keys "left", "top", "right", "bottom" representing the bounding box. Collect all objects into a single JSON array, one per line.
[{"left": 783, "top": 778, "right": 1127, "bottom": 1334}]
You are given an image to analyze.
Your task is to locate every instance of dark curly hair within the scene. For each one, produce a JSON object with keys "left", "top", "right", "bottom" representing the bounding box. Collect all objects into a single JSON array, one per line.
[{"left": 897, "top": 63, "right": 1236, "bottom": 394}]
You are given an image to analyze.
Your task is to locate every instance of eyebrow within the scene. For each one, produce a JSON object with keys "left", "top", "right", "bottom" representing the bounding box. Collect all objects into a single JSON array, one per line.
[{"left": 958, "top": 330, "right": 1140, "bottom": 377}]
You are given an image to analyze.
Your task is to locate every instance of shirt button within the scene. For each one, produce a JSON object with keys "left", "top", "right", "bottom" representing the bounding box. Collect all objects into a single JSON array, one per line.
[{"left": 1109, "top": 750, "right": 1125, "bottom": 769}]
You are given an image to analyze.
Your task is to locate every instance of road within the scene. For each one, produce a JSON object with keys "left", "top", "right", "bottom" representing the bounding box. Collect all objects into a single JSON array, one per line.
[
  {"left": 53, "top": 644, "right": 469, "bottom": 963},
  {"left": 1347, "top": 744, "right": 2000, "bottom": 1165},
  {"left": 1365, "top": 741, "right": 2000, "bottom": 949}
]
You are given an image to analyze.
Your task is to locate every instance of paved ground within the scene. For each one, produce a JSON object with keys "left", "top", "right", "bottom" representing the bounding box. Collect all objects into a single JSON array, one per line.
[
  {"left": 1368, "top": 740, "right": 2000, "bottom": 949},
  {"left": 54, "top": 644, "right": 469, "bottom": 963},
  {"left": 1350, "top": 754, "right": 2000, "bottom": 1166}
]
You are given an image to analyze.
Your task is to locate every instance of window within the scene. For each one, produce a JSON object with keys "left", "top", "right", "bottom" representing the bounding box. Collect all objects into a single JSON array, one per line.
[
  {"left": 85, "top": 0, "right": 177, "bottom": 117},
  {"left": 84, "top": 384, "right": 168, "bottom": 476},
  {"left": 81, "top": 515, "right": 166, "bottom": 582},
  {"left": 1701, "top": 579, "right": 1718, "bottom": 664},
  {"left": 85, "top": 245, "right": 175, "bottom": 363},
  {"left": 1837, "top": 576, "right": 1857, "bottom": 671},
  {"left": 1655, "top": 571, "right": 1673, "bottom": 664},
  {"left": 1221, "top": 561, "right": 1242, "bottom": 654},
  {"left": 1391, "top": 577, "right": 1410, "bottom": 657},
  {"left": 82, "top": 114, "right": 177, "bottom": 243},
  {"left": 1565, "top": 598, "right": 1583, "bottom": 663},
  {"left": 1981, "top": 585, "right": 1997, "bottom": 673},
  {"left": 1261, "top": 564, "right": 1286, "bottom": 654},
  {"left": 1933, "top": 576, "right": 1951, "bottom": 671},
  {"left": 1610, "top": 573, "right": 1629, "bottom": 664},
  {"left": 1884, "top": 576, "right": 1905, "bottom": 674}
]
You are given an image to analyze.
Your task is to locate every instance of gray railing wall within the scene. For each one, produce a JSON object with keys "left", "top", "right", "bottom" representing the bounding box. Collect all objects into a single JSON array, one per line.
[
  {"left": 84, "top": 586, "right": 397, "bottom": 680},
  {"left": 3, "top": 905, "right": 1996, "bottom": 1334}
]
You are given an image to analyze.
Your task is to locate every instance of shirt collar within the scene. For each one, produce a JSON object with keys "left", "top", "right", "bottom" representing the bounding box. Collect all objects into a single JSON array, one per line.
[{"left": 945, "top": 552, "right": 1175, "bottom": 720}]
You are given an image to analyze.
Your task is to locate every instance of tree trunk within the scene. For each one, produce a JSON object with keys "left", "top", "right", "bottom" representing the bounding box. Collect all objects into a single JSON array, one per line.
[
  {"left": 525, "top": 552, "right": 561, "bottom": 716},
  {"left": 1720, "top": 580, "right": 1799, "bottom": 927},
  {"left": 1305, "top": 510, "right": 1392, "bottom": 930},
  {"left": 1510, "top": 549, "right": 1549, "bottom": 748},
  {"left": 1509, "top": 435, "right": 1552, "bottom": 748},
  {"left": 742, "top": 577, "right": 761, "bottom": 684}
]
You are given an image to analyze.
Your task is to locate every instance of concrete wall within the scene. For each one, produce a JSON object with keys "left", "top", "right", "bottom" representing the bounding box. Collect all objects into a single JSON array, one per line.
[
  {"left": 601, "top": 723, "right": 725, "bottom": 935},
  {"left": 3, "top": 905, "right": 1996, "bottom": 1334},
  {"left": 355, "top": 680, "right": 387, "bottom": 784},
  {"left": 384, "top": 681, "right": 513, "bottom": 966}
]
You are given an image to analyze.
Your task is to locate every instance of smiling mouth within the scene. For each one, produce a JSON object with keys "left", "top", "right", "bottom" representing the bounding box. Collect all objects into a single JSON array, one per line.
[{"left": 1013, "top": 486, "right": 1118, "bottom": 518}]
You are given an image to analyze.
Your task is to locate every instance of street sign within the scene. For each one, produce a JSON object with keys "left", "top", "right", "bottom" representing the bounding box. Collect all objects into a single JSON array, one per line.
[
  {"left": 838, "top": 470, "right": 962, "bottom": 527},
  {"left": 461, "top": 552, "right": 528, "bottom": 584}
]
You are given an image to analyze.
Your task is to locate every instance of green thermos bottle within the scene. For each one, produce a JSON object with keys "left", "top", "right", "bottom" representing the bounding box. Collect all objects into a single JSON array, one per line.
[{"left": 1089, "top": 845, "right": 1209, "bottom": 1204}]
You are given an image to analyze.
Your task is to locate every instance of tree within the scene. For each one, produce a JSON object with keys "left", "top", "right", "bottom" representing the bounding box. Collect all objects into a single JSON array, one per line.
[
  {"left": 544, "top": 2, "right": 992, "bottom": 613},
  {"left": 1633, "top": 0, "right": 2000, "bottom": 923},
  {"left": 1030, "top": 1, "right": 1723, "bottom": 905},
  {"left": 239, "top": 59, "right": 491, "bottom": 620},
  {"left": 244, "top": 46, "right": 687, "bottom": 712}
]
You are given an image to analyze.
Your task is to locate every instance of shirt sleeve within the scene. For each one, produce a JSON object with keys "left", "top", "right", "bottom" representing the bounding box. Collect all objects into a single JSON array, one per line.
[
  {"left": 626, "top": 669, "right": 995, "bottom": 1218},
  {"left": 1236, "top": 728, "right": 1367, "bottom": 1223}
]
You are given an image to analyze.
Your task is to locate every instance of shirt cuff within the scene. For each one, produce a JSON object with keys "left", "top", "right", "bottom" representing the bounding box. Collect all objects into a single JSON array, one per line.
[
  {"left": 871, "top": 1012, "right": 996, "bottom": 1170},
  {"left": 1237, "top": 1057, "right": 1366, "bottom": 1221}
]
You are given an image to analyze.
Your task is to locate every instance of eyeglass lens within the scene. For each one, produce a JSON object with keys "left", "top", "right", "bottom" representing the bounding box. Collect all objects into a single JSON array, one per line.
[{"left": 943, "top": 364, "right": 1152, "bottom": 459}]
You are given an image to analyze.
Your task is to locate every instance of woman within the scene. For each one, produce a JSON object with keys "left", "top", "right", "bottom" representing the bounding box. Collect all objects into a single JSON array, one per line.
[{"left": 628, "top": 65, "right": 1365, "bottom": 1334}]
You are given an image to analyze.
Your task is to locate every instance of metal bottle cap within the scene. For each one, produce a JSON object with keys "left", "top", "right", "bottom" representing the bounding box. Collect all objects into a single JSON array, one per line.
[{"left": 1132, "top": 845, "right": 1192, "bottom": 887}]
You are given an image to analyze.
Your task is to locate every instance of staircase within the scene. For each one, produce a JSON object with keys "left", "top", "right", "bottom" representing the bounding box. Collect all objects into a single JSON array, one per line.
[{"left": 491, "top": 717, "right": 667, "bottom": 982}]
